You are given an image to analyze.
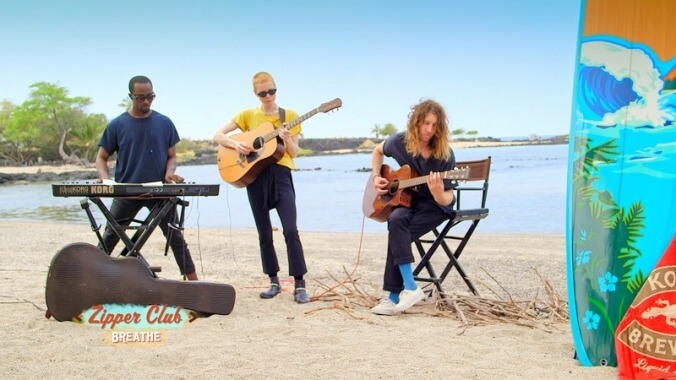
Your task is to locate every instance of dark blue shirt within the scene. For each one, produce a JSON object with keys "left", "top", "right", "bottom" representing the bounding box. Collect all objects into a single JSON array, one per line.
[
  {"left": 383, "top": 132, "right": 457, "bottom": 210},
  {"left": 98, "top": 111, "right": 180, "bottom": 183}
]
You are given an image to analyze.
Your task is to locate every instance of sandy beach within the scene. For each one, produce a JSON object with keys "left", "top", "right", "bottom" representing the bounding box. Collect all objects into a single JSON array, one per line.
[{"left": 0, "top": 220, "right": 616, "bottom": 379}]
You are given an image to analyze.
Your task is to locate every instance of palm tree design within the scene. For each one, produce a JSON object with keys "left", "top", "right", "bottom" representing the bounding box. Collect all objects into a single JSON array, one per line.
[{"left": 571, "top": 135, "right": 646, "bottom": 366}]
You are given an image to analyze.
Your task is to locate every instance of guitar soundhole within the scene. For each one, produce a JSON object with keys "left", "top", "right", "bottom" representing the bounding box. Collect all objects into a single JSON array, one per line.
[
  {"left": 252, "top": 137, "right": 264, "bottom": 150},
  {"left": 239, "top": 151, "right": 260, "bottom": 164},
  {"left": 245, "top": 151, "right": 260, "bottom": 164},
  {"left": 388, "top": 181, "right": 400, "bottom": 195}
]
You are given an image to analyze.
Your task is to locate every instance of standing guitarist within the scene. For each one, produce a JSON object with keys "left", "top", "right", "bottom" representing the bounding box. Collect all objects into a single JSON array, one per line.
[
  {"left": 213, "top": 72, "right": 310, "bottom": 304},
  {"left": 369, "top": 99, "right": 457, "bottom": 316}
]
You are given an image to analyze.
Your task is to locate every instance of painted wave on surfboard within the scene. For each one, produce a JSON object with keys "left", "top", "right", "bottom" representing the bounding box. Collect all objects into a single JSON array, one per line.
[
  {"left": 569, "top": 36, "right": 676, "bottom": 366},
  {"left": 577, "top": 40, "right": 676, "bottom": 128}
]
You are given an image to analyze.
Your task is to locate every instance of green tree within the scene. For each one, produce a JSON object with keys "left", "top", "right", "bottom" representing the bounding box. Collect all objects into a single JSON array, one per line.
[
  {"left": 68, "top": 113, "right": 107, "bottom": 163},
  {"left": 371, "top": 123, "right": 381, "bottom": 139},
  {"left": 119, "top": 97, "right": 131, "bottom": 111},
  {"left": 5, "top": 82, "right": 93, "bottom": 164},
  {"left": 452, "top": 128, "right": 466, "bottom": 139},
  {"left": 380, "top": 123, "right": 397, "bottom": 136},
  {"left": 0, "top": 100, "right": 13, "bottom": 136},
  {"left": 3, "top": 101, "right": 40, "bottom": 163},
  {"left": 0, "top": 100, "right": 26, "bottom": 163},
  {"left": 466, "top": 130, "right": 478, "bottom": 141}
]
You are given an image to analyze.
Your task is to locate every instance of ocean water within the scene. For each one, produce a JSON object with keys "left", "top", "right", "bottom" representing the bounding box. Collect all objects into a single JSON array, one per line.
[{"left": 0, "top": 144, "right": 568, "bottom": 234}]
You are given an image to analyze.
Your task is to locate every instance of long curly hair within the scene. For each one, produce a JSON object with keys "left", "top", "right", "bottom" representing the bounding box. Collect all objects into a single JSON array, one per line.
[{"left": 405, "top": 99, "right": 451, "bottom": 161}]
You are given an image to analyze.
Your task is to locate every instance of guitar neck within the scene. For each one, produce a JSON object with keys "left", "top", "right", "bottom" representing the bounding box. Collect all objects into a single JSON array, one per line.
[
  {"left": 263, "top": 108, "right": 320, "bottom": 141},
  {"left": 397, "top": 169, "right": 465, "bottom": 190}
]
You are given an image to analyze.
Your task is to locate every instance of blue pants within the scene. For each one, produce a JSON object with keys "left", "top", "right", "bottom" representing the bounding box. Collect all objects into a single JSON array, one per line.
[
  {"left": 246, "top": 164, "right": 307, "bottom": 277},
  {"left": 98, "top": 198, "right": 196, "bottom": 275},
  {"left": 382, "top": 199, "right": 449, "bottom": 293}
]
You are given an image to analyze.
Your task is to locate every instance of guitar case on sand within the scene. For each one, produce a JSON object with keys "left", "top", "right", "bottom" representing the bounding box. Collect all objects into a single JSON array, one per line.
[{"left": 45, "top": 243, "right": 236, "bottom": 322}]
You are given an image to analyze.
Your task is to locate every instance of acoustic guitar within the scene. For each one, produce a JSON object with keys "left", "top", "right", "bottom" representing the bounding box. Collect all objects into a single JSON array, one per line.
[
  {"left": 217, "top": 98, "right": 342, "bottom": 188},
  {"left": 362, "top": 164, "right": 470, "bottom": 222},
  {"left": 45, "top": 243, "right": 236, "bottom": 322}
]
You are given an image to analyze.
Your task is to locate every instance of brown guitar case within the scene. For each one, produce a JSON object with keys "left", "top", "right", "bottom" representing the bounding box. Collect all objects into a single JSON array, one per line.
[{"left": 45, "top": 243, "right": 236, "bottom": 322}]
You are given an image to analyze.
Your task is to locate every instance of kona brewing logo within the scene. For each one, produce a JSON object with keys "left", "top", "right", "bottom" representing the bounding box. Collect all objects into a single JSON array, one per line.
[
  {"left": 616, "top": 265, "right": 676, "bottom": 377},
  {"left": 82, "top": 304, "right": 190, "bottom": 346}
]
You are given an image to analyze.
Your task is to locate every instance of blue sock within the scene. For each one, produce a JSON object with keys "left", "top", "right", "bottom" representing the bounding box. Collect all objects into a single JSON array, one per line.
[
  {"left": 388, "top": 292, "right": 400, "bottom": 303},
  {"left": 398, "top": 263, "right": 417, "bottom": 290}
]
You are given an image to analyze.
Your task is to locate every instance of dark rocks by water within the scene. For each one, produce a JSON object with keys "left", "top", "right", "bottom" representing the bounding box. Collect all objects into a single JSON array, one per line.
[{"left": 0, "top": 170, "right": 97, "bottom": 185}]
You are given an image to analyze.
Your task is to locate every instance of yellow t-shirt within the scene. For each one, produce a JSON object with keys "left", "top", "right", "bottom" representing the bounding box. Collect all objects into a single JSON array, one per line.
[{"left": 232, "top": 107, "right": 302, "bottom": 170}]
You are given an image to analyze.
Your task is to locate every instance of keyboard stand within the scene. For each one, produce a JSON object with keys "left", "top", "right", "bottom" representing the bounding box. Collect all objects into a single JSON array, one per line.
[{"left": 81, "top": 196, "right": 189, "bottom": 278}]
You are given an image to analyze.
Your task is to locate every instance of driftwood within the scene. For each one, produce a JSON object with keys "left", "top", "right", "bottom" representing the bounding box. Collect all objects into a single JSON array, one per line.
[{"left": 307, "top": 266, "right": 568, "bottom": 332}]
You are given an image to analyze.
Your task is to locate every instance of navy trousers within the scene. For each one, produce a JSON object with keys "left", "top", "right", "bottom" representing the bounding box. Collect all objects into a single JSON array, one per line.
[
  {"left": 246, "top": 164, "right": 307, "bottom": 277},
  {"left": 382, "top": 198, "right": 449, "bottom": 293},
  {"left": 98, "top": 198, "right": 196, "bottom": 275}
]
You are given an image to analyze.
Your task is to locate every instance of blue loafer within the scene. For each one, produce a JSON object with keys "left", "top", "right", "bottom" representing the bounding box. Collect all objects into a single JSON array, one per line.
[
  {"left": 260, "top": 283, "right": 281, "bottom": 299},
  {"left": 293, "top": 287, "right": 311, "bottom": 304}
]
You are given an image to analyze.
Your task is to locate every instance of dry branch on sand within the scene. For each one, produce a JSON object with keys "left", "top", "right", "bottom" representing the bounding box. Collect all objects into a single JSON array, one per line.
[{"left": 306, "top": 266, "right": 569, "bottom": 332}]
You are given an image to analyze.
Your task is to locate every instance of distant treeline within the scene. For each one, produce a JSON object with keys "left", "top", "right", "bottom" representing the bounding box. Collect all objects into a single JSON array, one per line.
[
  {"left": 299, "top": 137, "right": 383, "bottom": 152},
  {"left": 177, "top": 137, "right": 384, "bottom": 166}
]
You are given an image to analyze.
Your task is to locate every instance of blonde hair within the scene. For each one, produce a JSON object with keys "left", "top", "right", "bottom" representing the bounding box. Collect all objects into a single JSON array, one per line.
[
  {"left": 405, "top": 99, "right": 451, "bottom": 161},
  {"left": 252, "top": 72, "right": 276, "bottom": 87}
]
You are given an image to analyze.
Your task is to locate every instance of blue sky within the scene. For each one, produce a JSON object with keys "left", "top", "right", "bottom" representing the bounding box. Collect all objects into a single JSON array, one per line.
[{"left": 1, "top": 0, "right": 581, "bottom": 140}]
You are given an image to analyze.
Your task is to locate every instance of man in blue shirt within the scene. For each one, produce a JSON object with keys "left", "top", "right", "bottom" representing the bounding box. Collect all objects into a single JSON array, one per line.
[{"left": 95, "top": 75, "right": 197, "bottom": 280}]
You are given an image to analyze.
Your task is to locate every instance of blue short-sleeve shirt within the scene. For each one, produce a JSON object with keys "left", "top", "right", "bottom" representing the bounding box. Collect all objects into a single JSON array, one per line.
[
  {"left": 98, "top": 111, "right": 180, "bottom": 183},
  {"left": 382, "top": 132, "right": 457, "bottom": 210}
]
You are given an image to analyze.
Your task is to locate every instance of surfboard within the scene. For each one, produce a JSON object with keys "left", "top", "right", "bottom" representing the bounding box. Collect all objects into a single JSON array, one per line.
[{"left": 566, "top": 0, "right": 676, "bottom": 368}]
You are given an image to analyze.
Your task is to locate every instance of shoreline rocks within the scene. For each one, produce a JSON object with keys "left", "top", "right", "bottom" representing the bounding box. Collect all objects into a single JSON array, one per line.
[{"left": 0, "top": 170, "right": 97, "bottom": 185}]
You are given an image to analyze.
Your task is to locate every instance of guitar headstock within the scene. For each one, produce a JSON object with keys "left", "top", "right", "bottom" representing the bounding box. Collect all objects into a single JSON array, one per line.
[
  {"left": 319, "top": 98, "right": 342, "bottom": 113},
  {"left": 443, "top": 166, "right": 470, "bottom": 180}
]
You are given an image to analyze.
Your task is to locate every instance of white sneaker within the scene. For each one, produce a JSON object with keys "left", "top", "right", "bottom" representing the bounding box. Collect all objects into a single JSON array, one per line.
[
  {"left": 393, "top": 287, "right": 425, "bottom": 313},
  {"left": 371, "top": 298, "right": 397, "bottom": 316}
]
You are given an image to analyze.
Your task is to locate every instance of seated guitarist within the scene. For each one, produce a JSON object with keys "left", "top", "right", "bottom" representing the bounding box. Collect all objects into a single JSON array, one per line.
[
  {"left": 369, "top": 99, "right": 457, "bottom": 316},
  {"left": 213, "top": 72, "right": 310, "bottom": 304}
]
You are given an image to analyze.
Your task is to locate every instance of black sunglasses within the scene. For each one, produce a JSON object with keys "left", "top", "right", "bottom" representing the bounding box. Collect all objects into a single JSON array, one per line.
[
  {"left": 256, "top": 89, "right": 277, "bottom": 98},
  {"left": 129, "top": 93, "right": 156, "bottom": 102}
]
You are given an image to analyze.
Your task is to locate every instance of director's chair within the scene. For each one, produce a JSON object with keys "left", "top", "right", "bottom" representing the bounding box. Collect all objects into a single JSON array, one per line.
[{"left": 413, "top": 157, "right": 491, "bottom": 296}]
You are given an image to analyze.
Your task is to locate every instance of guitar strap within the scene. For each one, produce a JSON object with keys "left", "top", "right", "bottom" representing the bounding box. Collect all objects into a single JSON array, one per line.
[{"left": 278, "top": 107, "right": 286, "bottom": 125}]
